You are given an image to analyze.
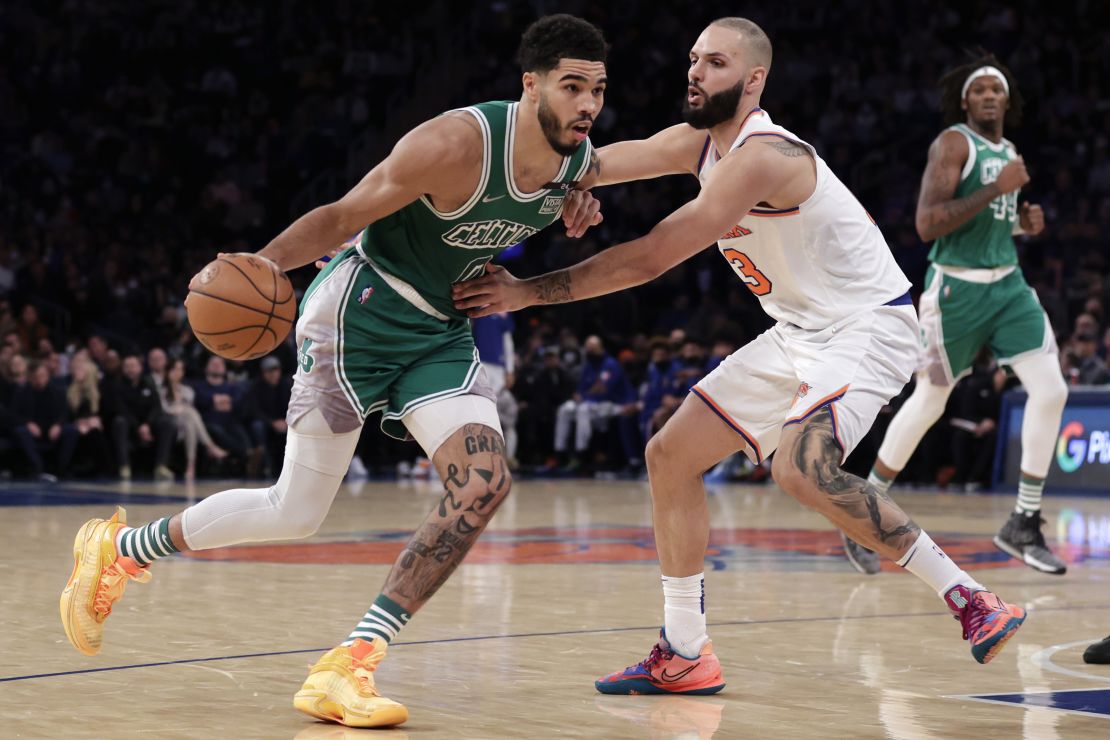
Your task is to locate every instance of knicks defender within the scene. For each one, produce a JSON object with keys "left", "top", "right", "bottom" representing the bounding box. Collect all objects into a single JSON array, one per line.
[
  {"left": 59, "top": 15, "right": 605, "bottom": 728},
  {"left": 849, "top": 56, "right": 1067, "bottom": 577},
  {"left": 454, "top": 18, "right": 1027, "bottom": 694}
]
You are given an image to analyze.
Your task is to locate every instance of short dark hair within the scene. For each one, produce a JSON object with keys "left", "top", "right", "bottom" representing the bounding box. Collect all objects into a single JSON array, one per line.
[
  {"left": 517, "top": 14, "right": 607, "bottom": 74},
  {"left": 938, "top": 51, "right": 1023, "bottom": 127}
]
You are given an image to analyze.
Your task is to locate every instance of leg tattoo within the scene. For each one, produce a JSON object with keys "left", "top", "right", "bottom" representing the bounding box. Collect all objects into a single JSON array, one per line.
[
  {"left": 789, "top": 408, "right": 920, "bottom": 550},
  {"left": 384, "top": 425, "right": 511, "bottom": 610}
]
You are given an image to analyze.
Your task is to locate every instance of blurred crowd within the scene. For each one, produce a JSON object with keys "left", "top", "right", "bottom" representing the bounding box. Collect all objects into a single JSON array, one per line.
[{"left": 2, "top": 1, "right": 1108, "bottom": 483}]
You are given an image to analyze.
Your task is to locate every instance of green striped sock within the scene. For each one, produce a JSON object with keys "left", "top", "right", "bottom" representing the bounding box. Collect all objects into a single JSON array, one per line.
[
  {"left": 116, "top": 517, "right": 178, "bottom": 566},
  {"left": 344, "top": 594, "right": 412, "bottom": 646},
  {"left": 1016, "top": 474, "right": 1045, "bottom": 515}
]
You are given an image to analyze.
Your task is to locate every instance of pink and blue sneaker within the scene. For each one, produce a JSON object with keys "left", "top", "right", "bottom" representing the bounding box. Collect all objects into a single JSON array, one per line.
[
  {"left": 596, "top": 630, "right": 725, "bottom": 695},
  {"left": 944, "top": 584, "right": 1026, "bottom": 664}
]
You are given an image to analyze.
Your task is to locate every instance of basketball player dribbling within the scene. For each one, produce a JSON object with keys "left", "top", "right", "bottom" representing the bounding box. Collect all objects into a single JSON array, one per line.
[
  {"left": 454, "top": 18, "right": 1027, "bottom": 695},
  {"left": 59, "top": 15, "right": 604, "bottom": 728}
]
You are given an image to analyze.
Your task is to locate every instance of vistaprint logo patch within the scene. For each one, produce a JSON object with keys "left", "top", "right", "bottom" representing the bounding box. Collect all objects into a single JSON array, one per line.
[{"left": 442, "top": 220, "right": 539, "bottom": 249}]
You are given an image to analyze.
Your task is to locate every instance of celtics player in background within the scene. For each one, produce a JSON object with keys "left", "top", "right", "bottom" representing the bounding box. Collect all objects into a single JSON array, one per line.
[
  {"left": 842, "top": 55, "right": 1068, "bottom": 576},
  {"left": 59, "top": 15, "right": 606, "bottom": 728}
]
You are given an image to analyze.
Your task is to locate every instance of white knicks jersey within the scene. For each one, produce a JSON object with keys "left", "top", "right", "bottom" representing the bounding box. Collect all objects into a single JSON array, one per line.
[{"left": 698, "top": 108, "right": 911, "bottom": 330}]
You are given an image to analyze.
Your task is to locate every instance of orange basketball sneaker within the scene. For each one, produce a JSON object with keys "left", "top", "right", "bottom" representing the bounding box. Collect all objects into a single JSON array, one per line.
[
  {"left": 596, "top": 630, "right": 725, "bottom": 695},
  {"left": 60, "top": 506, "right": 151, "bottom": 655},
  {"left": 943, "top": 584, "right": 1026, "bottom": 664},
  {"left": 294, "top": 638, "right": 409, "bottom": 728}
]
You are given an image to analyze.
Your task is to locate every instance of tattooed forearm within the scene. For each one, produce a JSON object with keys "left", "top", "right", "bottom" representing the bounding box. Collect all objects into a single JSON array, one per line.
[
  {"left": 762, "top": 138, "right": 810, "bottom": 158},
  {"left": 532, "top": 269, "right": 573, "bottom": 304},
  {"left": 787, "top": 408, "right": 920, "bottom": 550},
  {"left": 384, "top": 424, "right": 512, "bottom": 610},
  {"left": 920, "top": 185, "right": 1000, "bottom": 240}
]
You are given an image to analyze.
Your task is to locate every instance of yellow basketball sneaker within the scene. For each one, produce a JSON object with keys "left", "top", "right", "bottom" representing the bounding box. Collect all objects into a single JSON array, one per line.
[
  {"left": 60, "top": 506, "right": 151, "bottom": 655},
  {"left": 294, "top": 638, "right": 409, "bottom": 728}
]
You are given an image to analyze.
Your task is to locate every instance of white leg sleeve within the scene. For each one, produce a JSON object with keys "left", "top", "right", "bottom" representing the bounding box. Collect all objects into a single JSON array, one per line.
[
  {"left": 876, "top": 373, "right": 954, "bottom": 473},
  {"left": 402, "top": 393, "right": 502, "bottom": 458},
  {"left": 181, "top": 408, "right": 360, "bottom": 550},
  {"left": 1010, "top": 352, "right": 1068, "bottom": 477}
]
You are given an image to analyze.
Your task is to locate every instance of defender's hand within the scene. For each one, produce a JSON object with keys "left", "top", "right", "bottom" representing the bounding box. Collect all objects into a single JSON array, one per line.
[
  {"left": 452, "top": 263, "right": 531, "bottom": 317},
  {"left": 562, "top": 189, "right": 603, "bottom": 239},
  {"left": 1020, "top": 203, "right": 1044, "bottom": 236}
]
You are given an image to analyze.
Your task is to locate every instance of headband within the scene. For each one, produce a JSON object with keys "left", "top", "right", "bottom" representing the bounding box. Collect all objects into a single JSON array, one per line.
[{"left": 961, "top": 65, "right": 1010, "bottom": 99}]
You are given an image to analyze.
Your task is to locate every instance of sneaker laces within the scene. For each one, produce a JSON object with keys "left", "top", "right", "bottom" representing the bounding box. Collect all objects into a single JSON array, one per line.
[
  {"left": 92, "top": 560, "right": 147, "bottom": 617},
  {"left": 629, "top": 642, "right": 674, "bottom": 673},
  {"left": 348, "top": 648, "right": 383, "bottom": 696}
]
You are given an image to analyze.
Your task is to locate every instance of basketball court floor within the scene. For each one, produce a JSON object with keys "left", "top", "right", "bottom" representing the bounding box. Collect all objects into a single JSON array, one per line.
[{"left": 2, "top": 478, "right": 1108, "bottom": 738}]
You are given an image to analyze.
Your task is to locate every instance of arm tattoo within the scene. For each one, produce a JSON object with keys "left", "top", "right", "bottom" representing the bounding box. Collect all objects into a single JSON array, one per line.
[
  {"left": 789, "top": 408, "right": 920, "bottom": 549},
  {"left": 384, "top": 424, "right": 511, "bottom": 609},
  {"left": 762, "top": 138, "right": 809, "bottom": 158},
  {"left": 533, "top": 269, "right": 573, "bottom": 304},
  {"left": 587, "top": 150, "right": 602, "bottom": 177}
]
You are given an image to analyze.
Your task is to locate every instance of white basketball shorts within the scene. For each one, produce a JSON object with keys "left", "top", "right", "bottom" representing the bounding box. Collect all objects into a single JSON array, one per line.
[{"left": 692, "top": 305, "right": 917, "bottom": 463}]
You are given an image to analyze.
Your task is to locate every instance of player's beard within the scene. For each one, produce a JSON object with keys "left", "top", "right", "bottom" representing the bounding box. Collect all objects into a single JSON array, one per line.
[
  {"left": 682, "top": 79, "right": 745, "bottom": 130},
  {"left": 538, "top": 94, "right": 584, "bottom": 157}
]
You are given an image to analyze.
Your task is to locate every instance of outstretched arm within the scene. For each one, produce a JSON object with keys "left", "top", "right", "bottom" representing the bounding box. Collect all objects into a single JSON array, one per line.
[
  {"left": 577, "top": 124, "right": 708, "bottom": 188},
  {"left": 257, "top": 115, "right": 480, "bottom": 271},
  {"left": 453, "top": 140, "right": 804, "bottom": 315}
]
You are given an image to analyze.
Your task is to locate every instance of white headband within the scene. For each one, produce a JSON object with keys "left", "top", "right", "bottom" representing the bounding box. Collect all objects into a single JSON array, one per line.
[{"left": 961, "top": 65, "right": 1010, "bottom": 99}]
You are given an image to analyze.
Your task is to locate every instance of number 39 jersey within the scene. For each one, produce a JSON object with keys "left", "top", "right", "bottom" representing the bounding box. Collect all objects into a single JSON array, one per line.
[
  {"left": 927, "top": 123, "right": 1020, "bottom": 269},
  {"left": 698, "top": 109, "right": 910, "bottom": 331}
]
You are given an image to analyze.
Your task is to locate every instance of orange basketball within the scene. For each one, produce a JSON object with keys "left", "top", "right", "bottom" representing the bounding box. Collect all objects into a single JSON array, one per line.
[{"left": 185, "top": 253, "right": 296, "bottom": 360}]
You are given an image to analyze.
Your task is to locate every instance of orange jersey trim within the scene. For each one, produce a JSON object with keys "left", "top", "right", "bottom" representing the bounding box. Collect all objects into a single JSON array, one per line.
[
  {"left": 784, "top": 385, "right": 850, "bottom": 425},
  {"left": 691, "top": 386, "right": 763, "bottom": 463}
]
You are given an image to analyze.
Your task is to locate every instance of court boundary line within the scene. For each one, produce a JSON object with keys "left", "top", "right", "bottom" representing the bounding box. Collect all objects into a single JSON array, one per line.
[{"left": 7, "top": 602, "right": 1110, "bottom": 684}]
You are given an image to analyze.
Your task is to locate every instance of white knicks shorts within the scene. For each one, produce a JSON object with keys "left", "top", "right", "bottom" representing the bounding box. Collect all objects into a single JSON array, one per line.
[{"left": 691, "top": 305, "right": 917, "bottom": 463}]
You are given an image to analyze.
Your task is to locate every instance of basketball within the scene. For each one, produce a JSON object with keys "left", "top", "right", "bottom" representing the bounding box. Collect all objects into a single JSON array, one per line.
[{"left": 185, "top": 253, "right": 296, "bottom": 360}]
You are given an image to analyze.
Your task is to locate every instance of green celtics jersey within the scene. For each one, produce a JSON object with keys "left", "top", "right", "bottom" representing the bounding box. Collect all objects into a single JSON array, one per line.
[
  {"left": 355, "top": 100, "right": 593, "bottom": 319},
  {"left": 928, "top": 123, "right": 1020, "bottom": 268}
]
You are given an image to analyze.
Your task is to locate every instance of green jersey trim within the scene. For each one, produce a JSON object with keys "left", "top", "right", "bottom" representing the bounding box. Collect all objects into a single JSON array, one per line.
[
  {"left": 504, "top": 102, "right": 571, "bottom": 202},
  {"left": 418, "top": 106, "right": 492, "bottom": 220},
  {"left": 954, "top": 123, "right": 1013, "bottom": 153}
]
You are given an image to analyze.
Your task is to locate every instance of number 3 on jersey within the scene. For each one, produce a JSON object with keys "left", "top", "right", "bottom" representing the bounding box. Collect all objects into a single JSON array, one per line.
[{"left": 721, "top": 248, "right": 772, "bottom": 296}]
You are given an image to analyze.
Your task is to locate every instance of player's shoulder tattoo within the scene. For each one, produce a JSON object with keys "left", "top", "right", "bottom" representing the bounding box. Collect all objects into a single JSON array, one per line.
[{"left": 761, "top": 137, "right": 809, "bottom": 158}]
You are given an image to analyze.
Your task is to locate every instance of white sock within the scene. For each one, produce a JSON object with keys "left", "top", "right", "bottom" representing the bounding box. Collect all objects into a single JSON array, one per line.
[
  {"left": 896, "top": 531, "right": 983, "bottom": 598},
  {"left": 662, "top": 573, "right": 707, "bottom": 659}
]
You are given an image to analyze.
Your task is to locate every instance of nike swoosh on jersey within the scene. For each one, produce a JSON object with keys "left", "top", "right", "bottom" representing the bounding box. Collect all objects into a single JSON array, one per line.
[
  {"left": 482, "top": 194, "right": 505, "bottom": 203},
  {"left": 659, "top": 663, "right": 698, "bottom": 682}
]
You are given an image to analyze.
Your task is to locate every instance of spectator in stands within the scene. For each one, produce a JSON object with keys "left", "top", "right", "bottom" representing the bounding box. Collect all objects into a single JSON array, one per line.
[
  {"left": 103, "top": 353, "right": 175, "bottom": 481},
  {"left": 16, "top": 304, "right": 50, "bottom": 355},
  {"left": 554, "top": 335, "right": 635, "bottom": 470},
  {"left": 194, "top": 354, "right": 260, "bottom": 475},
  {"left": 516, "top": 346, "right": 574, "bottom": 466},
  {"left": 1063, "top": 332, "right": 1109, "bottom": 385},
  {"left": 638, "top": 338, "right": 680, "bottom": 442},
  {"left": 11, "top": 360, "right": 78, "bottom": 481},
  {"left": 161, "top": 357, "right": 226, "bottom": 482},
  {"left": 949, "top": 362, "right": 1006, "bottom": 491},
  {"left": 147, "top": 347, "right": 168, "bottom": 395},
  {"left": 247, "top": 356, "right": 292, "bottom": 477},
  {"left": 65, "top": 352, "right": 111, "bottom": 477}
]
